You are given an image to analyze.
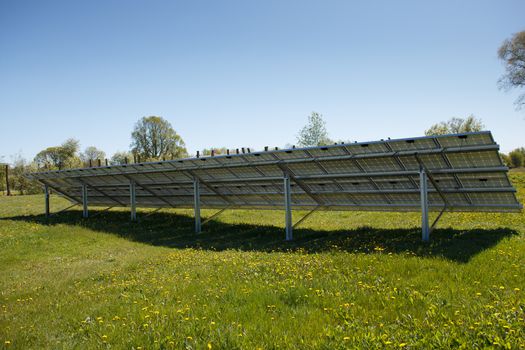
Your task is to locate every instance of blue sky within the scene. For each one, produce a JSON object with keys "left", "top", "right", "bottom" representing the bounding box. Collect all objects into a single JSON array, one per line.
[{"left": 1, "top": 0, "right": 524, "bottom": 163}]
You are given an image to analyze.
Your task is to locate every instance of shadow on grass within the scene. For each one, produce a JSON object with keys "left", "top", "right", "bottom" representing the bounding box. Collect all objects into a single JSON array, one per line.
[{"left": 2, "top": 209, "right": 518, "bottom": 263}]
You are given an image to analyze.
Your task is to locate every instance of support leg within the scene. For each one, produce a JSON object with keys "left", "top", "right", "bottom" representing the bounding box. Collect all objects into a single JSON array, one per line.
[
  {"left": 82, "top": 183, "right": 89, "bottom": 218},
  {"left": 194, "top": 178, "right": 201, "bottom": 234},
  {"left": 130, "top": 180, "right": 137, "bottom": 221},
  {"left": 420, "top": 166, "right": 429, "bottom": 242},
  {"left": 44, "top": 185, "right": 50, "bottom": 218},
  {"left": 284, "top": 173, "right": 293, "bottom": 241}
]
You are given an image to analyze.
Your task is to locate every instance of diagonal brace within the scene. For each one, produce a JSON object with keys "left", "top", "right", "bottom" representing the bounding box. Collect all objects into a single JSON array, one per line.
[
  {"left": 184, "top": 170, "right": 235, "bottom": 205},
  {"left": 293, "top": 205, "right": 322, "bottom": 229},
  {"left": 49, "top": 203, "right": 79, "bottom": 217},
  {"left": 121, "top": 174, "right": 178, "bottom": 208},
  {"left": 202, "top": 205, "right": 231, "bottom": 226},
  {"left": 276, "top": 162, "right": 325, "bottom": 206},
  {"left": 80, "top": 180, "right": 127, "bottom": 206}
]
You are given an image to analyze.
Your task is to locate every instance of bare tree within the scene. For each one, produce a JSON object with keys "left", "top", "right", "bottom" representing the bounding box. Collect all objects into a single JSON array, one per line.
[{"left": 498, "top": 30, "right": 525, "bottom": 110}]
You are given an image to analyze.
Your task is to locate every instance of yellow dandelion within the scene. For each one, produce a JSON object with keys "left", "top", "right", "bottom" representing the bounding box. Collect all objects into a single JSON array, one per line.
[{"left": 208, "top": 343, "right": 212, "bottom": 349}]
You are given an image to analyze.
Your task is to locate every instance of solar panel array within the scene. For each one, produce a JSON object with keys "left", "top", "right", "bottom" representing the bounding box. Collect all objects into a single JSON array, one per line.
[{"left": 27, "top": 131, "right": 521, "bottom": 213}]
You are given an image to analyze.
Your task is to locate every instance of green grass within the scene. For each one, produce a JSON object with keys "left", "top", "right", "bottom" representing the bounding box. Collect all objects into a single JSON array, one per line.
[{"left": 1, "top": 174, "right": 524, "bottom": 349}]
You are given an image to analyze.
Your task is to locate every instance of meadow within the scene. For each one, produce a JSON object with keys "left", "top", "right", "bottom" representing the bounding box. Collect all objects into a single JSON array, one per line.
[{"left": 0, "top": 173, "right": 524, "bottom": 349}]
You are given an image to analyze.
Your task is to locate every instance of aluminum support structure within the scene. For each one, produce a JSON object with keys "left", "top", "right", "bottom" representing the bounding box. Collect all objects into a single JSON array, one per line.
[
  {"left": 44, "top": 184, "right": 50, "bottom": 218},
  {"left": 284, "top": 173, "right": 293, "bottom": 241},
  {"left": 81, "top": 183, "right": 89, "bottom": 218},
  {"left": 130, "top": 180, "right": 137, "bottom": 221},
  {"left": 193, "top": 178, "right": 201, "bottom": 233},
  {"left": 420, "top": 166, "right": 429, "bottom": 242}
]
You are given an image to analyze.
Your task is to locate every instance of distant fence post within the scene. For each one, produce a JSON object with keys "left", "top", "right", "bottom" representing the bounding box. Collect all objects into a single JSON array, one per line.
[{"left": 5, "top": 164, "right": 10, "bottom": 196}]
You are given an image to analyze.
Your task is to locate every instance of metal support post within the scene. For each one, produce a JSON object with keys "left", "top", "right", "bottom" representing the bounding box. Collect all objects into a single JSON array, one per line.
[
  {"left": 193, "top": 178, "right": 201, "bottom": 233},
  {"left": 130, "top": 180, "right": 137, "bottom": 221},
  {"left": 82, "top": 183, "right": 89, "bottom": 218},
  {"left": 44, "top": 184, "right": 50, "bottom": 218},
  {"left": 284, "top": 173, "right": 293, "bottom": 241},
  {"left": 420, "top": 166, "right": 429, "bottom": 242}
]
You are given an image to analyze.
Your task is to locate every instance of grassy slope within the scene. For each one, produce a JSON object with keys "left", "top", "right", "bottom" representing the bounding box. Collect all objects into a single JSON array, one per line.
[{"left": 0, "top": 175, "right": 524, "bottom": 349}]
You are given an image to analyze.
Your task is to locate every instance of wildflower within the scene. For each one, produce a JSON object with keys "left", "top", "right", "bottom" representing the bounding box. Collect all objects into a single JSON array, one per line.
[
  {"left": 208, "top": 343, "right": 212, "bottom": 349},
  {"left": 399, "top": 343, "right": 407, "bottom": 348},
  {"left": 343, "top": 336, "right": 350, "bottom": 340},
  {"left": 5, "top": 340, "right": 11, "bottom": 345}
]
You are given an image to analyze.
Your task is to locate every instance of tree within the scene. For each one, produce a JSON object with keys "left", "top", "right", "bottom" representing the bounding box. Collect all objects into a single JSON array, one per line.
[
  {"left": 131, "top": 116, "right": 188, "bottom": 161},
  {"left": 80, "top": 146, "right": 106, "bottom": 163},
  {"left": 500, "top": 152, "right": 512, "bottom": 167},
  {"left": 110, "top": 151, "right": 132, "bottom": 165},
  {"left": 9, "top": 154, "right": 41, "bottom": 195},
  {"left": 296, "top": 112, "right": 332, "bottom": 147},
  {"left": 425, "top": 115, "right": 485, "bottom": 136},
  {"left": 508, "top": 149, "right": 524, "bottom": 168},
  {"left": 34, "top": 138, "right": 81, "bottom": 170},
  {"left": 0, "top": 163, "right": 5, "bottom": 193},
  {"left": 498, "top": 31, "right": 525, "bottom": 110}
]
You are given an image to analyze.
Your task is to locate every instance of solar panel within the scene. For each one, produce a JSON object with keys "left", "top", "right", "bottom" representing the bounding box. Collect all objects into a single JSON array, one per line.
[{"left": 27, "top": 131, "right": 522, "bottom": 241}]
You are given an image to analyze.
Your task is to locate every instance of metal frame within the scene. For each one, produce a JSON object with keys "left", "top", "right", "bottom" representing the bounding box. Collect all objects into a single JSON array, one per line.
[{"left": 27, "top": 132, "right": 521, "bottom": 242}]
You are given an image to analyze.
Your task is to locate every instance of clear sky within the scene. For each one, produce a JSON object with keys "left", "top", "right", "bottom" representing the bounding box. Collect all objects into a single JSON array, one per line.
[{"left": 1, "top": 0, "right": 524, "bottom": 163}]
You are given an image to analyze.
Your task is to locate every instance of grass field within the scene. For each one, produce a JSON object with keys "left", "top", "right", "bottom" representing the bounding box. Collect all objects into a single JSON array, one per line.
[{"left": 1, "top": 174, "right": 524, "bottom": 349}]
